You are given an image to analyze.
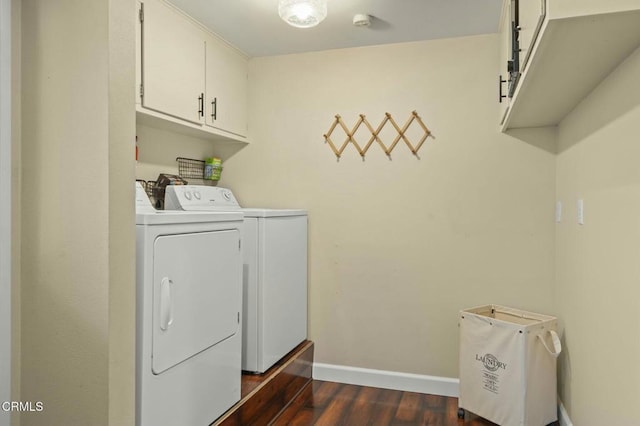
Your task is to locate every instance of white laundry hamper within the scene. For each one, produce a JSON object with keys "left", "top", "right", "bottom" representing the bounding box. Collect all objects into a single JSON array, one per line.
[{"left": 458, "top": 305, "right": 561, "bottom": 426}]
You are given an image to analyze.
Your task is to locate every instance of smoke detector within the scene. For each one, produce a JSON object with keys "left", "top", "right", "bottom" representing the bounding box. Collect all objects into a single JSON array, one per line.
[{"left": 352, "top": 14, "right": 371, "bottom": 27}]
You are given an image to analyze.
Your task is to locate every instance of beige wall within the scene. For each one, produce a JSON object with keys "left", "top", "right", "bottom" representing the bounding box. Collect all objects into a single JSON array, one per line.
[
  {"left": 11, "top": 0, "right": 638, "bottom": 423},
  {"left": 20, "top": 0, "right": 135, "bottom": 425},
  {"left": 219, "top": 34, "right": 557, "bottom": 377},
  {"left": 555, "top": 46, "right": 640, "bottom": 425},
  {"left": 11, "top": 0, "right": 21, "bottom": 424},
  {"left": 108, "top": 0, "right": 136, "bottom": 425},
  {"left": 135, "top": 123, "right": 244, "bottom": 183}
]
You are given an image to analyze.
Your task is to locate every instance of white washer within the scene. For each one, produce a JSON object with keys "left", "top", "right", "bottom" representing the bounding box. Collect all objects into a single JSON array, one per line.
[
  {"left": 135, "top": 183, "right": 243, "bottom": 425},
  {"left": 165, "top": 185, "right": 308, "bottom": 373}
]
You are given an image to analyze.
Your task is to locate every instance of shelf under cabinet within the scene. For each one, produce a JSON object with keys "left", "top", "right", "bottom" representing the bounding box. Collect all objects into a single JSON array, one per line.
[
  {"left": 502, "top": 9, "right": 640, "bottom": 130},
  {"left": 136, "top": 105, "right": 250, "bottom": 144}
]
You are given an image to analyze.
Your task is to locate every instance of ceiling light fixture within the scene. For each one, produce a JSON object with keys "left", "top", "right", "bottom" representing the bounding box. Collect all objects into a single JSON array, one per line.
[{"left": 278, "top": 0, "right": 327, "bottom": 29}]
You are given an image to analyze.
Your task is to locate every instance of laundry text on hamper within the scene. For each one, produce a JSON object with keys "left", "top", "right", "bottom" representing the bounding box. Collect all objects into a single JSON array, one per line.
[{"left": 475, "top": 353, "right": 507, "bottom": 371}]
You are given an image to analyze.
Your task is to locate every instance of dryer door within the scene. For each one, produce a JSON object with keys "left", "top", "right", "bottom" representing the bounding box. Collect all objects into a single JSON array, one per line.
[{"left": 152, "top": 229, "right": 241, "bottom": 374}]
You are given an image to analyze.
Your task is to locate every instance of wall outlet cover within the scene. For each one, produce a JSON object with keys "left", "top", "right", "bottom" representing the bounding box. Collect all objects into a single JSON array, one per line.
[{"left": 577, "top": 199, "right": 584, "bottom": 225}]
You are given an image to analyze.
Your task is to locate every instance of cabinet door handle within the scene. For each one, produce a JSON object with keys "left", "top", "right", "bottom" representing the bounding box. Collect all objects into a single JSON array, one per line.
[
  {"left": 498, "top": 75, "right": 507, "bottom": 103},
  {"left": 198, "top": 93, "right": 204, "bottom": 117},
  {"left": 211, "top": 97, "right": 217, "bottom": 121}
]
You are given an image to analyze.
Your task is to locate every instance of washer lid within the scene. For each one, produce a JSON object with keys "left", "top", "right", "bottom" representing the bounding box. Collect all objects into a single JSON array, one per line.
[
  {"left": 241, "top": 208, "right": 307, "bottom": 218},
  {"left": 136, "top": 211, "right": 243, "bottom": 225}
]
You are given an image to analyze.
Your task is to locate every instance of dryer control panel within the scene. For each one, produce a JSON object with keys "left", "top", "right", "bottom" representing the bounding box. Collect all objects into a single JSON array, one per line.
[{"left": 165, "top": 185, "right": 241, "bottom": 211}]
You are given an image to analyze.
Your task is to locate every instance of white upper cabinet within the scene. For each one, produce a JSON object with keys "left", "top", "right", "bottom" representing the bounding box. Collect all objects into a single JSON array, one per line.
[
  {"left": 137, "top": 0, "right": 249, "bottom": 143},
  {"left": 500, "top": 0, "right": 640, "bottom": 130},
  {"left": 140, "top": 0, "right": 205, "bottom": 125},
  {"left": 498, "top": 1, "right": 511, "bottom": 124},
  {"left": 517, "top": 0, "right": 546, "bottom": 71},
  {"left": 205, "top": 36, "right": 248, "bottom": 138},
  {"left": 136, "top": 1, "right": 142, "bottom": 105}
]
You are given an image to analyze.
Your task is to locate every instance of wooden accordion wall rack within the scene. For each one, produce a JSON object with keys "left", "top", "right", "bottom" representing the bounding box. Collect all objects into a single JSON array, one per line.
[{"left": 323, "top": 111, "right": 433, "bottom": 159}]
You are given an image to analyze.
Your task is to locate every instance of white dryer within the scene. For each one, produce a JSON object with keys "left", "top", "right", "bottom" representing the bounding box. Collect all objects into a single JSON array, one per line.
[
  {"left": 135, "top": 183, "right": 243, "bottom": 425},
  {"left": 165, "top": 185, "right": 308, "bottom": 373}
]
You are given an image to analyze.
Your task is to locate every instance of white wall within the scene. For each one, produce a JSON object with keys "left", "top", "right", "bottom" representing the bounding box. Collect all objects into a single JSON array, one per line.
[
  {"left": 220, "top": 34, "right": 557, "bottom": 377},
  {"left": 555, "top": 46, "right": 640, "bottom": 425}
]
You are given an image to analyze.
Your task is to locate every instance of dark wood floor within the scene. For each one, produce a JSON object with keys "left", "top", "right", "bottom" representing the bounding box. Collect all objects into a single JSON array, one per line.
[
  {"left": 215, "top": 343, "right": 558, "bottom": 426},
  {"left": 272, "top": 380, "right": 498, "bottom": 426},
  {"left": 214, "top": 341, "right": 314, "bottom": 426}
]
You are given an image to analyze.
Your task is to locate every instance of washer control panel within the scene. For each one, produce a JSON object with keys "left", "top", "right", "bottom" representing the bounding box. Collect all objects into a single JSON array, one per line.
[{"left": 164, "top": 185, "right": 241, "bottom": 211}]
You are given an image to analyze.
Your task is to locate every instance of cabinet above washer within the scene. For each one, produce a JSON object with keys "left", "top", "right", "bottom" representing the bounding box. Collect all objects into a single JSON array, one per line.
[
  {"left": 136, "top": 0, "right": 249, "bottom": 143},
  {"left": 205, "top": 35, "right": 248, "bottom": 139},
  {"left": 500, "top": 1, "right": 640, "bottom": 131}
]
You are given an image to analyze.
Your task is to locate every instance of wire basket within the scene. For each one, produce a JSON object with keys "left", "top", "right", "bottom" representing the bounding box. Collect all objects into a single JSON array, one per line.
[
  {"left": 145, "top": 181, "right": 159, "bottom": 200},
  {"left": 136, "top": 179, "right": 148, "bottom": 190},
  {"left": 136, "top": 180, "right": 162, "bottom": 209},
  {"left": 176, "top": 157, "right": 205, "bottom": 180},
  {"left": 144, "top": 180, "right": 163, "bottom": 209}
]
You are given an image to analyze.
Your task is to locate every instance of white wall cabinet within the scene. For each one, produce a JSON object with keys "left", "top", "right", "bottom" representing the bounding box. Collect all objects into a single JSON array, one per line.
[
  {"left": 499, "top": 0, "right": 545, "bottom": 118},
  {"left": 498, "top": 1, "right": 511, "bottom": 125},
  {"left": 140, "top": 0, "right": 205, "bottom": 125},
  {"left": 499, "top": 0, "right": 640, "bottom": 130},
  {"left": 136, "top": 1, "right": 142, "bottom": 106},
  {"left": 205, "top": 36, "right": 248, "bottom": 138},
  {"left": 137, "top": 0, "right": 249, "bottom": 143},
  {"left": 517, "top": 0, "right": 546, "bottom": 71}
]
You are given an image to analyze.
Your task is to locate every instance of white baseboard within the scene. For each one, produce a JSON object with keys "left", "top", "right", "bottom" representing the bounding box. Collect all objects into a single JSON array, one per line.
[
  {"left": 312, "top": 363, "right": 459, "bottom": 397},
  {"left": 558, "top": 399, "right": 573, "bottom": 426},
  {"left": 313, "top": 363, "right": 573, "bottom": 424}
]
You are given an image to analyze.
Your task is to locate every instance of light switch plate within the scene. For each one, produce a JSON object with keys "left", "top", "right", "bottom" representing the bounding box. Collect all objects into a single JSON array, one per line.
[
  {"left": 555, "top": 201, "right": 562, "bottom": 223},
  {"left": 577, "top": 199, "right": 584, "bottom": 225}
]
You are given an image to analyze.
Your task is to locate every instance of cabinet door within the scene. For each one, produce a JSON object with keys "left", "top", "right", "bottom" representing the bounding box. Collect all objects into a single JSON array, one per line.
[
  {"left": 141, "top": 0, "right": 205, "bottom": 124},
  {"left": 205, "top": 36, "right": 248, "bottom": 138},
  {"left": 136, "top": 1, "right": 142, "bottom": 105},
  {"left": 518, "top": 0, "right": 546, "bottom": 71},
  {"left": 498, "top": 0, "right": 511, "bottom": 124}
]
